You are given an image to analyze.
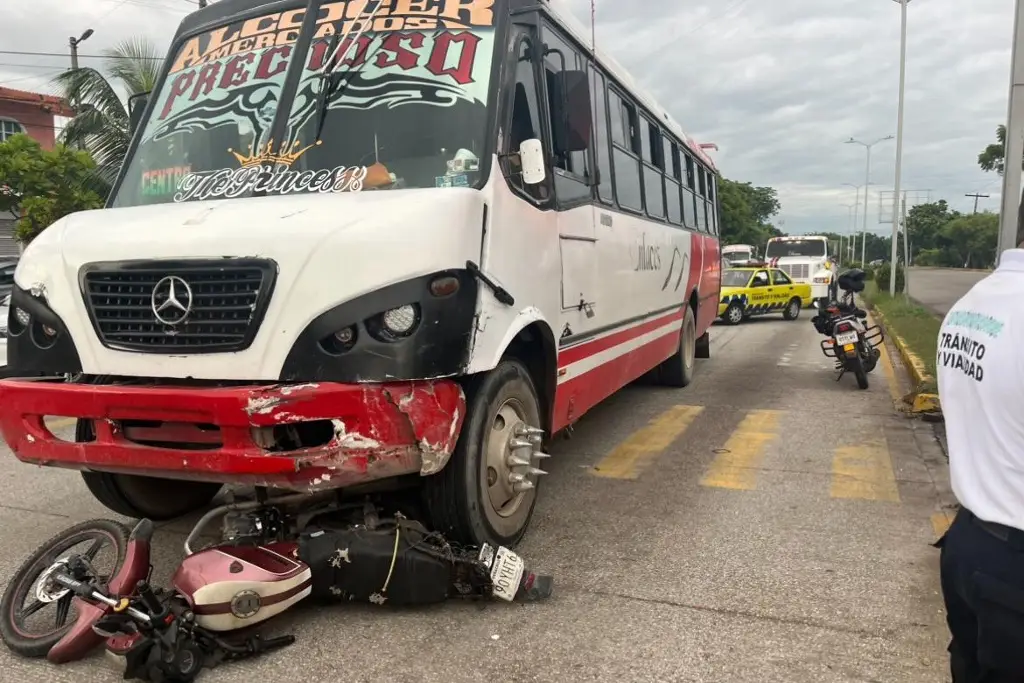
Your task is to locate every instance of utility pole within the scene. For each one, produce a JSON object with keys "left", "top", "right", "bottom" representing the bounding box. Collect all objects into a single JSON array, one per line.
[
  {"left": 998, "top": 0, "right": 1024, "bottom": 259},
  {"left": 966, "top": 192, "right": 989, "bottom": 214},
  {"left": 889, "top": 0, "right": 912, "bottom": 296}
]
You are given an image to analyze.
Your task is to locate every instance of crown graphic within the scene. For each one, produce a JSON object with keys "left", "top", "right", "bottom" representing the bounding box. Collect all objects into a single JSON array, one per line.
[{"left": 227, "top": 139, "right": 322, "bottom": 168}]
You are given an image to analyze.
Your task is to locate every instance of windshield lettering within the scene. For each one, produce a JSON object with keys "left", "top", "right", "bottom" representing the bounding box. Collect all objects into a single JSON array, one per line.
[{"left": 112, "top": 0, "right": 496, "bottom": 208}]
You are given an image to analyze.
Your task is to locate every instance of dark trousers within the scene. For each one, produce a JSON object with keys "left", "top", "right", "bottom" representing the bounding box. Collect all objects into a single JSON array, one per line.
[{"left": 940, "top": 507, "right": 1024, "bottom": 682}]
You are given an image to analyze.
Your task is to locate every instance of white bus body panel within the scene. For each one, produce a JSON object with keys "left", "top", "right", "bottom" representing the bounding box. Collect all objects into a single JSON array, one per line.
[{"left": 15, "top": 188, "right": 486, "bottom": 380}]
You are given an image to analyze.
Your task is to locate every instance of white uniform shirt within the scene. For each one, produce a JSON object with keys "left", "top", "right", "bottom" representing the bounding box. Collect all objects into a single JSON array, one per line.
[{"left": 939, "top": 248, "right": 1024, "bottom": 530}]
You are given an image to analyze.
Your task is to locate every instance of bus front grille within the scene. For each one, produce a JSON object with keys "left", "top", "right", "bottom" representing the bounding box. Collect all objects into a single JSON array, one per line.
[{"left": 81, "top": 259, "right": 277, "bottom": 354}]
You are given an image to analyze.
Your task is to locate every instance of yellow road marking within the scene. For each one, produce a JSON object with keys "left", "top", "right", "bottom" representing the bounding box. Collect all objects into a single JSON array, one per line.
[
  {"left": 830, "top": 438, "right": 900, "bottom": 502},
  {"left": 592, "top": 405, "right": 704, "bottom": 479},
  {"left": 868, "top": 312, "right": 902, "bottom": 406},
  {"left": 931, "top": 510, "right": 955, "bottom": 537},
  {"left": 700, "top": 409, "right": 783, "bottom": 490}
]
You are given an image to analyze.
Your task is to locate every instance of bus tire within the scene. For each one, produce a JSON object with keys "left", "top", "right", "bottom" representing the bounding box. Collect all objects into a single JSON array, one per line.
[
  {"left": 77, "top": 415, "right": 221, "bottom": 520},
  {"left": 81, "top": 471, "right": 222, "bottom": 521},
  {"left": 422, "top": 359, "right": 542, "bottom": 548},
  {"left": 695, "top": 331, "right": 710, "bottom": 359},
  {"left": 658, "top": 305, "right": 696, "bottom": 388}
]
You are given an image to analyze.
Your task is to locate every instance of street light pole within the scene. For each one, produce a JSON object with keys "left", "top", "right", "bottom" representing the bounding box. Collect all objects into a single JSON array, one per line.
[
  {"left": 845, "top": 136, "right": 894, "bottom": 265},
  {"left": 842, "top": 183, "right": 865, "bottom": 262},
  {"left": 840, "top": 203, "right": 856, "bottom": 262},
  {"left": 998, "top": 0, "right": 1024, "bottom": 258},
  {"left": 889, "top": 0, "right": 912, "bottom": 295},
  {"left": 68, "top": 29, "right": 94, "bottom": 150}
]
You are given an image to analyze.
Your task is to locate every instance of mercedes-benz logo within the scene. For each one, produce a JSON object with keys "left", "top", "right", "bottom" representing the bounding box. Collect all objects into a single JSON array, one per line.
[{"left": 151, "top": 275, "right": 193, "bottom": 326}]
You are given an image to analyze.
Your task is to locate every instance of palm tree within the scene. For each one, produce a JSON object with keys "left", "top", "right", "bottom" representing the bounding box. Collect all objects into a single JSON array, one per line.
[{"left": 52, "top": 37, "right": 162, "bottom": 191}]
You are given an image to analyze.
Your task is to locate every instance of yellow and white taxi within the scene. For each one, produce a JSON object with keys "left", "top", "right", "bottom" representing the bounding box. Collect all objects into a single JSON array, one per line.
[{"left": 717, "top": 266, "right": 815, "bottom": 325}]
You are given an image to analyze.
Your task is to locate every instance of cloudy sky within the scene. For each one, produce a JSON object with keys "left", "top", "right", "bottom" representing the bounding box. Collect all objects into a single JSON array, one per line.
[{"left": 0, "top": 0, "right": 1015, "bottom": 236}]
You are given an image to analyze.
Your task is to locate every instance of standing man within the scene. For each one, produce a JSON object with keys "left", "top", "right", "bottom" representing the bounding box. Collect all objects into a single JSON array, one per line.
[{"left": 937, "top": 240, "right": 1024, "bottom": 682}]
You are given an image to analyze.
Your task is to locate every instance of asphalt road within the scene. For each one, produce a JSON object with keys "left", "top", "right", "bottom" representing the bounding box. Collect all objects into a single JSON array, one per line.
[
  {"left": 906, "top": 267, "right": 989, "bottom": 316},
  {"left": 0, "top": 313, "right": 954, "bottom": 683}
]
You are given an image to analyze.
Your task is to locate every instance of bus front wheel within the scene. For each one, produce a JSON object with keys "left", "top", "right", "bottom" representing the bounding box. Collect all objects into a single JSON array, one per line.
[
  {"left": 422, "top": 359, "right": 543, "bottom": 548},
  {"left": 76, "top": 419, "right": 222, "bottom": 521}
]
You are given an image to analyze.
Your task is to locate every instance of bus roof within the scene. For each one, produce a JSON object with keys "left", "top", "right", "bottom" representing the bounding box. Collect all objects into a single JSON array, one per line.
[
  {"left": 175, "top": 0, "right": 720, "bottom": 175},
  {"left": 540, "top": 0, "right": 719, "bottom": 173},
  {"left": 769, "top": 235, "right": 828, "bottom": 241}
]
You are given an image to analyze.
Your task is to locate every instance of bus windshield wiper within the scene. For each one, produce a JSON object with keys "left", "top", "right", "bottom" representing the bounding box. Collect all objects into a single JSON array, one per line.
[{"left": 313, "top": 1, "right": 385, "bottom": 141}]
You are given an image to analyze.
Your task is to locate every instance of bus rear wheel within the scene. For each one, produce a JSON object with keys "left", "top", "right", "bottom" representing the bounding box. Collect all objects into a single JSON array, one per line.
[
  {"left": 422, "top": 359, "right": 543, "bottom": 548},
  {"left": 76, "top": 419, "right": 222, "bottom": 521},
  {"left": 658, "top": 305, "right": 696, "bottom": 388}
]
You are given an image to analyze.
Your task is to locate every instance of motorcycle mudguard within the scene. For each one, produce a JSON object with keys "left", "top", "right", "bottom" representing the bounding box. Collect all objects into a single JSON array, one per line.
[{"left": 47, "top": 519, "right": 155, "bottom": 664}]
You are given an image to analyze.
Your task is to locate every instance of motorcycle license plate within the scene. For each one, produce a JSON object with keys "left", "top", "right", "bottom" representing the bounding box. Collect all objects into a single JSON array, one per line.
[
  {"left": 489, "top": 546, "right": 525, "bottom": 602},
  {"left": 835, "top": 332, "right": 858, "bottom": 346}
]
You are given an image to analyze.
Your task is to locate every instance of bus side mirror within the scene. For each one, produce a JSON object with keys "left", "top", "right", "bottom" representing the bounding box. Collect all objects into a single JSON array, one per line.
[
  {"left": 550, "top": 70, "right": 591, "bottom": 155},
  {"left": 519, "top": 138, "right": 546, "bottom": 185},
  {"left": 128, "top": 91, "right": 150, "bottom": 134}
]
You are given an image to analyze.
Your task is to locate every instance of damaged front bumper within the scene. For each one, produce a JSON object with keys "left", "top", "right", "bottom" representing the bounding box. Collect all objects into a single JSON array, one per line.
[{"left": 0, "top": 378, "right": 466, "bottom": 491}]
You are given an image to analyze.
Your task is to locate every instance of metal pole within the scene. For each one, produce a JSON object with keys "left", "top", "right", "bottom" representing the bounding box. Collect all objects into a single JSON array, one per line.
[
  {"left": 852, "top": 186, "right": 860, "bottom": 263},
  {"left": 998, "top": 0, "right": 1024, "bottom": 257},
  {"left": 861, "top": 146, "right": 871, "bottom": 264},
  {"left": 902, "top": 194, "right": 911, "bottom": 294},
  {"left": 889, "top": 0, "right": 910, "bottom": 295}
]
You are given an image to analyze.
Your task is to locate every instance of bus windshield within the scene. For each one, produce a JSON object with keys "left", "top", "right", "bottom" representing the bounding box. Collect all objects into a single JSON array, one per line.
[
  {"left": 765, "top": 239, "right": 826, "bottom": 258},
  {"left": 111, "top": 0, "right": 498, "bottom": 208}
]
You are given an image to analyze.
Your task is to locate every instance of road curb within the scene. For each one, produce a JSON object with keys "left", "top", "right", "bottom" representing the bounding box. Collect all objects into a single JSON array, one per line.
[{"left": 868, "top": 307, "right": 942, "bottom": 417}]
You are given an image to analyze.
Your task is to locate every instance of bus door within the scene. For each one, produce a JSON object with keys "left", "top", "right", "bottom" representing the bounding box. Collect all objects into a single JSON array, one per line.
[{"left": 536, "top": 22, "right": 600, "bottom": 338}]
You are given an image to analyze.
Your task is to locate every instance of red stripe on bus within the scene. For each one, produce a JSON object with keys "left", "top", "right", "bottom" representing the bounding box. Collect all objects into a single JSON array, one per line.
[
  {"left": 552, "top": 329, "right": 680, "bottom": 433},
  {"left": 557, "top": 308, "right": 683, "bottom": 368}
]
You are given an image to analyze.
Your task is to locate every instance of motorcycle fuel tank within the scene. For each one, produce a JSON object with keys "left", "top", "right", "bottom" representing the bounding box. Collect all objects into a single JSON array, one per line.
[{"left": 171, "top": 542, "right": 311, "bottom": 632}]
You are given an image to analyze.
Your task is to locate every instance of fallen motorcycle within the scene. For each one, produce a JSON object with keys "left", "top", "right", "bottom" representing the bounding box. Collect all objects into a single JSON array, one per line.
[
  {"left": 811, "top": 268, "right": 884, "bottom": 390},
  {"left": 0, "top": 492, "right": 552, "bottom": 681}
]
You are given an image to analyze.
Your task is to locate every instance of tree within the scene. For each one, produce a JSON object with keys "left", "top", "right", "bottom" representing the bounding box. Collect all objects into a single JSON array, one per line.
[
  {"left": 0, "top": 134, "right": 105, "bottom": 244},
  {"left": 905, "top": 200, "right": 960, "bottom": 259},
  {"left": 940, "top": 212, "right": 998, "bottom": 269},
  {"left": 978, "top": 124, "right": 1024, "bottom": 247},
  {"left": 53, "top": 37, "right": 162, "bottom": 188},
  {"left": 977, "top": 125, "right": 1024, "bottom": 176},
  {"left": 718, "top": 179, "right": 782, "bottom": 247}
]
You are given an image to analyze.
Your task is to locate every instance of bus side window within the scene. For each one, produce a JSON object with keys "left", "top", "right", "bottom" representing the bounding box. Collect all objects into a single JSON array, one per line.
[
  {"left": 682, "top": 152, "right": 698, "bottom": 230},
  {"left": 508, "top": 38, "right": 548, "bottom": 202},
  {"left": 695, "top": 166, "right": 708, "bottom": 233},
  {"left": 589, "top": 66, "right": 613, "bottom": 204},
  {"left": 541, "top": 26, "right": 591, "bottom": 204},
  {"left": 609, "top": 90, "right": 643, "bottom": 212}
]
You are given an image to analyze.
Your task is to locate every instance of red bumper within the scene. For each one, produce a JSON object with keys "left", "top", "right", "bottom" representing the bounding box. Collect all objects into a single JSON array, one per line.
[{"left": 0, "top": 379, "right": 466, "bottom": 491}]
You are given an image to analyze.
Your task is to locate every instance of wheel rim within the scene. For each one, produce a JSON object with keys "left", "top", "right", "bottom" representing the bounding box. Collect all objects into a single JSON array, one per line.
[
  {"left": 481, "top": 398, "right": 537, "bottom": 536},
  {"left": 6, "top": 529, "right": 120, "bottom": 641},
  {"left": 683, "top": 311, "right": 696, "bottom": 371},
  {"left": 728, "top": 307, "right": 743, "bottom": 324},
  {"left": 789, "top": 301, "right": 799, "bottom": 317}
]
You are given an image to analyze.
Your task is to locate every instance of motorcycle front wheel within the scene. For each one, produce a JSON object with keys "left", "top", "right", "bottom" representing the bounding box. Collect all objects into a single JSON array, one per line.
[{"left": 0, "top": 519, "right": 130, "bottom": 658}]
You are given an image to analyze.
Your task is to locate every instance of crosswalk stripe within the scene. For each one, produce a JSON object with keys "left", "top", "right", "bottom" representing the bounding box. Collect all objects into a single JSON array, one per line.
[
  {"left": 700, "top": 409, "right": 783, "bottom": 491},
  {"left": 592, "top": 405, "right": 704, "bottom": 479},
  {"left": 830, "top": 438, "right": 900, "bottom": 502}
]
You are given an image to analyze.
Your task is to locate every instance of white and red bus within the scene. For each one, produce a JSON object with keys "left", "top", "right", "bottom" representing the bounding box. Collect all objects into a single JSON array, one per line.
[{"left": 0, "top": 0, "right": 722, "bottom": 547}]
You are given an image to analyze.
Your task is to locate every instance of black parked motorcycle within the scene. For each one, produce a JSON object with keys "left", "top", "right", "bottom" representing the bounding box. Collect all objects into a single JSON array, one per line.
[{"left": 810, "top": 269, "right": 884, "bottom": 390}]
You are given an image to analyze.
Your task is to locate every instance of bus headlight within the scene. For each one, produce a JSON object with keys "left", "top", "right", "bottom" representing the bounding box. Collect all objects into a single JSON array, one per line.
[{"left": 381, "top": 305, "right": 418, "bottom": 336}]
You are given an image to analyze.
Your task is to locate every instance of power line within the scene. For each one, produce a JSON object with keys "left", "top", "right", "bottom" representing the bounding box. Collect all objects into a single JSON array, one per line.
[{"left": 0, "top": 50, "right": 164, "bottom": 61}]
